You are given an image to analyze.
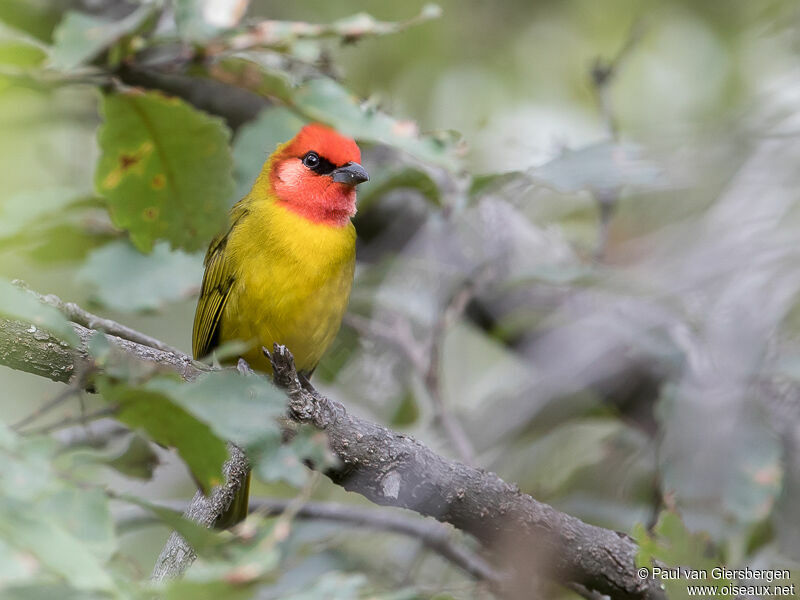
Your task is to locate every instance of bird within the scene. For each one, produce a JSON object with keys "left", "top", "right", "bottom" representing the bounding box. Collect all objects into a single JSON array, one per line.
[{"left": 192, "top": 122, "right": 369, "bottom": 525}]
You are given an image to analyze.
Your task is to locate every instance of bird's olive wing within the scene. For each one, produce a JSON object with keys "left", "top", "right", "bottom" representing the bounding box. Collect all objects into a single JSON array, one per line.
[
  {"left": 192, "top": 203, "right": 250, "bottom": 360},
  {"left": 191, "top": 230, "right": 235, "bottom": 360}
]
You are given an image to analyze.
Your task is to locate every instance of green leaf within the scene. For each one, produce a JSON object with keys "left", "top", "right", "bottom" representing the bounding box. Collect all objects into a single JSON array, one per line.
[
  {"left": 0, "top": 537, "right": 42, "bottom": 586},
  {"left": 724, "top": 434, "right": 783, "bottom": 523},
  {"left": 24, "top": 222, "right": 115, "bottom": 266},
  {"left": 225, "top": 5, "right": 442, "bottom": 47},
  {"left": 209, "top": 63, "right": 460, "bottom": 170},
  {"left": 657, "top": 384, "right": 784, "bottom": 531},
  {"left": 254, "top": 426, "right": 336, "bottom": 488},
  {"left": 99, "top": 381, "right": 229, "bottom": 494},
  {"left": 357, "top": 166, "right": 441, "bottom": 210},
  {"left": 390, "top": 390, "right": 419, "bottom": 427},
  {"left": 37, "top": 487, "right": 116, "bottom": 561},
  {"left": 209, "top": 55, "right": 296, "bottom": 106},
  {"left": 0, "top": 278, "right": 78, "bottom": 346},
  {"left": 232, "top": 106, "right": 306, "bottom": 201},
  {"left": 0, "top": 500, "right": 116, "bottom": 593},
  {"left": 95, "top": 90, "right": 234, "bottom": 252},
  {"left": 280, "top": 573, "right": 367, "bottom": 600},
  {"left": 0, "top": 188, "right": 110, "bottom": 266},
  {"left": 206, "top": 339, "right": 251, "bottom": 364},
  {"left": 0, "top": 186, "right": 86, "bottom": 238},
  {"left": 87, "top": 330, "right": 111, "bottom": 365},
  {"left": 468, "top": 171, "right": 520, "bottom": 197},
  {"left": 167, "top": 517, "right": 282, "bottom": 585},
  {"left": 100, "top": 370, "right": 288, "bottom": 493},
  {"left": 165, "top": 581, "right": 255, "bottom": 600},
  {"left": 0, "top": 0, "right": 62, "bottom": 42},
  {"left": 118, "top": 494, "right": 228, "bottom": 556},
  {"left": 146, "top": 370, "right": 286, "bottom": 449},
  {"left": 0, "top": 21, "right": 49, "bottom": 67},
  {"left": 174, "top": 0, "right": 249, "bottom": 42},
  {"left": 49, "top": 6, "right": 154, "bottom": 71},
  {"left": 173, "top": 0, "right": 218, "bottom": 42},
  {"left": 106, "top": 434, "right": 159, "bottom": 480},
  {"left": 442, "top": 321, "right": 532, "bottom": 425},
  {"left": 143, "top": 370, "right": 330, "bottom": 489},
  {"left": 57, "top": 431, "right": 160, "bottom": 481},
  {"left": 529, "top": 142, "right": 664, "bottom": 194},
  {"left": 84, "top": 330, "right": 162, "bottom": 383},
  {"left": 520, "top": 420, "right": 623, "bottom": 497},
  {"left": 634, "top": 511, "right": 729, "bottom": 600},
  {"left": 0, "top": 431, "right": 57, "bottom": 503},
  {"left": 0, "top": 584, "right": 101, "bottom": 600},
  {"left": 293, "top": 78, "right": 458, "bottom": 170},
  {"left": 77, "top": 239, "right": 204, "bottom": 312}
]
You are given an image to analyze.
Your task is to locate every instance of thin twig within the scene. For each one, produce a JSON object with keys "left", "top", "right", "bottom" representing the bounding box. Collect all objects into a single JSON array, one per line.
[
  {"left": 250, "top": 498, "right": 502, "bottom": 583},
  {"left": 20, "top": 406, "right": 118, "bottom": 437},
  {"left": 588, "top": 19, "right": 645, "bottom": 261},
  {"left": 593, "top": 191, "right": 618, "bottom": 262},
  {"left": 343, "top": 313, "right": 427, "bottom": 372},
  {"left": 53, "top": 419, "right": 129, "bottom": 450},
  {"left": 568, "top": 582, "right": 611, "bottom": 600},
  {"left": 11, "top": 364, "right": 93, "bottom": 431},
  {"left": 346, "top": 278, "right": 482, "bottom": 466},
  {"left": 117, "top": 495, "right": 502, "bottom": 584},
  {"left": 590, "top": 18, "right": 645, "bottom": 141},
  {"left": 12, "top": 279, "right": 183, "bottom": 355},
  {"left": 425, "top": 275, "right": 489, "bottom": 466}
]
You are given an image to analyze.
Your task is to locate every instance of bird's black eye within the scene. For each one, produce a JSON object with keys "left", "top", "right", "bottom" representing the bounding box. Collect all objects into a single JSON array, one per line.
[
  {"left": 301, "top": 151, "right": 336, "bottom": 175},
  {"left": 302, "top": 152, "right": 320, "bottom": 169}
]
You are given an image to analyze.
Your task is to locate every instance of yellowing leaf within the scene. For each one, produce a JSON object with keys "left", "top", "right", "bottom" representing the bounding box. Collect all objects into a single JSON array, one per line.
[{"left": 95, "top": 91, "right": 234, "bottom": 252}]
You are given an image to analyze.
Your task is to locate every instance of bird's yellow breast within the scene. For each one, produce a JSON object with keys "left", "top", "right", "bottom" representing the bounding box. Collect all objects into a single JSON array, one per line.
[{"left": 219, "top": 196, "right": 356, "bottom": 373}]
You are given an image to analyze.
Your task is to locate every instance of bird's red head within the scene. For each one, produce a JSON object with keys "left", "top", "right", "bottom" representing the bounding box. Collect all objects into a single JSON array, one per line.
[{"left": 269, "top": 123, "right": 369, "bottom": 227}]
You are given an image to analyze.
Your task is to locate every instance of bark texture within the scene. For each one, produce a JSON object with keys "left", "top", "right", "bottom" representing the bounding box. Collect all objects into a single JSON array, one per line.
[{"left": 0, "top": 316, "right": 664, "bottom": 600}]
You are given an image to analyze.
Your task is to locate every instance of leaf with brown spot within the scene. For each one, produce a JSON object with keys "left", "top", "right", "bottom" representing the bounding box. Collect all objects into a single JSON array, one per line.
[{"left": 95, "top": 91, "right": 234, "bottom": 252}]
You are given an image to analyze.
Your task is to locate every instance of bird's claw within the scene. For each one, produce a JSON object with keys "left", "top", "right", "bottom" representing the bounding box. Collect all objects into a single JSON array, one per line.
[
  {"left": 236, "top": 358, "right": 255, "bottom": 376},
  {"left": 264, "top": 344, "right": 301, "bottom": 390}
]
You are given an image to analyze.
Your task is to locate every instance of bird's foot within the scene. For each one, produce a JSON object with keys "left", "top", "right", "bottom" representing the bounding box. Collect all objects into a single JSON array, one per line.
[{"left": 263, "top": 344, "right": 299, "bottom": 389}]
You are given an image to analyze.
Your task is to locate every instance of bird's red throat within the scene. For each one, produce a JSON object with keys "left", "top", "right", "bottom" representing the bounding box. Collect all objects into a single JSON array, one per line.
[{"left": 272, "top": 160, "right": 357, "bottom": 227}]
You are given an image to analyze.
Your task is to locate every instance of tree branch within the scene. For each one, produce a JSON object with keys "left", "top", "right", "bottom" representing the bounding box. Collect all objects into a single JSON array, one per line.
[
  {"left": 116, "top": 63, "right": 268, "bottom": 131},
  {"left": 0, "top": 312, "right": 664, "bottom": 600},
  {"left": 151, "top": 444, "right": 249, "bottom": 582},
  {"left": 122, "top": 496, "right": 500, "bottom": 584},
  {"left": 13, "top": 279, "right": 182, "bottom": 355},
  {"left": 424, "top": 276, "right": 482, "bottom": 465},
  {"left": 250, "top": 497, "right": 500, "bottom": 584}
]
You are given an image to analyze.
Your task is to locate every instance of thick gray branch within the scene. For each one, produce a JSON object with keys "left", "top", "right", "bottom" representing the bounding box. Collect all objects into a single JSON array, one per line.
[
  {"left": 151, "top": 444, "right": 249, "bottom": 581},
  {"left": 0, "top": 316, "right": 664, "bottom": 600},
  {"left": 117, "top": 63, "right": 267, "bottom": 131}
]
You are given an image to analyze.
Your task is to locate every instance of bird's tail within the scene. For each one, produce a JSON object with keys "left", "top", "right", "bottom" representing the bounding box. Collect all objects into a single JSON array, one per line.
[{"left": 216, "top": 469, "right": 251, "bottom": 529}]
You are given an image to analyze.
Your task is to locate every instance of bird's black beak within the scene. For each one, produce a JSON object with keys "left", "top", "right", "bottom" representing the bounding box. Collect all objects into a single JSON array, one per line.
[{"left": 331, "top": 162, "right": 369, "bottom": 186}]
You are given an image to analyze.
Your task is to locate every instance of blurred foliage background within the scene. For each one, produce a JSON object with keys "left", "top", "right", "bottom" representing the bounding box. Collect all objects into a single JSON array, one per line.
[{"left": 1, "top": 0, "right": 800, "bottom": 598}]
